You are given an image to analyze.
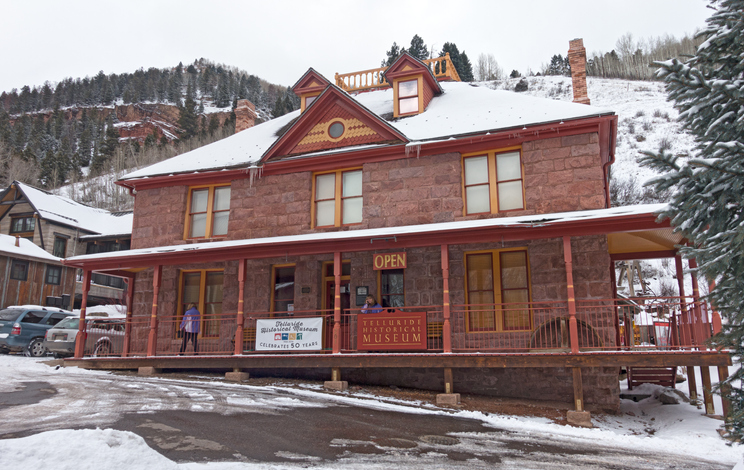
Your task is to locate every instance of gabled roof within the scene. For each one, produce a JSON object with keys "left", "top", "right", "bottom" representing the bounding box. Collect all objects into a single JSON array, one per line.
[
  {"left": 261, "top": 84, "right": 409, "bottom": 162},
  {"left": 0, "top": 181, "right": 133, "bottom": 236},
  {"left": 119, "top": 81, "right": 614, "bottom": 183},
  {"left": 383, "top": 52, "right": 443, "bottom": 94},
  {"left": 291, "top": 68, "right": 331, "bottom": 96},
  {"left": 0, "top": 233, "right": 62, "bottom": 264}
]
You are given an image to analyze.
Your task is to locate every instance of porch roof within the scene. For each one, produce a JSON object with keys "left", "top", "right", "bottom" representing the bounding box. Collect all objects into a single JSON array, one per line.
[{"left": 64, "top": 204, "right": 678, "bottom": 272}]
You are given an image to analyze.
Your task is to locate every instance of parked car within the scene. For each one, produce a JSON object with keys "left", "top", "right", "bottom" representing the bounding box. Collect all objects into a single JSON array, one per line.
[
  {"left": 0, "top": 306, "right": 74, "bottom": 357},
  {"left": 43, "top": 317, "right": 125, "bottom": 357}
]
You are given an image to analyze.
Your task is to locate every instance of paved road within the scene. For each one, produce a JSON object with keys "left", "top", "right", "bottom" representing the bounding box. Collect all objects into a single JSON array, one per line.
[{"left": 0, "top": 361, "right": 731, "bottom": 469}]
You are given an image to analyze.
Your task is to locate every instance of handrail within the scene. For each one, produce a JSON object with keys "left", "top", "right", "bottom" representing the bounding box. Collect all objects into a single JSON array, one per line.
[{"left": 335, "top": 53, "right": 461, "bottom": 93}]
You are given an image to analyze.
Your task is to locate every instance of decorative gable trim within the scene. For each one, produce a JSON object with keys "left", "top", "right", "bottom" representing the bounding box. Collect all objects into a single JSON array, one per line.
[
  {"left": 260, "top": 85, "right": 409, "bottom": 163},
  {"left": 292, "top": 68, "right": 332, "bottom": 113}
]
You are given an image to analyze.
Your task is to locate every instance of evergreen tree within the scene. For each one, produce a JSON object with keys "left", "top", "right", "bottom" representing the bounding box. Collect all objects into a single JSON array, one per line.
[
  {"left": 408, "top": 34, "right": 428, "bottom": 61},
  {"left": 382, "top": 42, "right": 406, "bottom": 67},
  {"left": 178, "top": 84, "right": 199, "bottom": 139},
  {"left": 638, "top": 0, "right": 744, "bottom": 438}
]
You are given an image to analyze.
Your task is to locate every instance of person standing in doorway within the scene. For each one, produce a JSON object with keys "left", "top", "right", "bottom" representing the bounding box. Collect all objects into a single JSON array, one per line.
[
  {"left": 180, "top": 303, "right": 200, "bottom": 355},
  {"left": 361, "top": 295, "right": 382, "bottom": 314}
]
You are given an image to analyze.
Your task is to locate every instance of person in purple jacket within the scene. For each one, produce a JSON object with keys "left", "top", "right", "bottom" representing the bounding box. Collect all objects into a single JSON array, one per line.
[
  {"left": 361, "top": 295, "right": 382, "bottom": 314},
  {"left": 179, "top": 303, "right": 200, "bottom": 355}
]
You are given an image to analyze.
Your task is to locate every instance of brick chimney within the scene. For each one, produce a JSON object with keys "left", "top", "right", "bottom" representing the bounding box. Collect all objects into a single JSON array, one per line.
[
  {"left": 235, "top": 99, "right": 257, "bottom": 133},
  {"left": 568, "top": 38, "right": 590, "bottom": 105}
]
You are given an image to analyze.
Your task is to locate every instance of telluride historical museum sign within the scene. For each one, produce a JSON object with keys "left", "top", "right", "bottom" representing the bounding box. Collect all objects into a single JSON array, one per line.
[{"left": 357, "top": 310, "right": 427, "bottom": 350}]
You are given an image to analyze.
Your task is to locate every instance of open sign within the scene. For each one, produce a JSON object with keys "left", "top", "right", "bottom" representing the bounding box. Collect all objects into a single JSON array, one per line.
[{"left": 373, "top": 252, "right": 407, "bottom": 270}]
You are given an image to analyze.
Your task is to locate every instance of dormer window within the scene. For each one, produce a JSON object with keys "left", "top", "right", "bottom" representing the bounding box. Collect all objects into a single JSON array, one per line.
[
  {"left": 398, "top": 79, "right": 419, "bottom": 115},
  {"left": 303, "top": 94, "right": 318, "bottom": 110}
]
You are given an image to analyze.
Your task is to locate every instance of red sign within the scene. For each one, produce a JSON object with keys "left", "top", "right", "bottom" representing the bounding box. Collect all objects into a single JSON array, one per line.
[
  {"left": 357, "top": 310, "right": 427, "bottom": 350},
  {"left": 373, "top": 252, "right": 407, "bottom": 270}
]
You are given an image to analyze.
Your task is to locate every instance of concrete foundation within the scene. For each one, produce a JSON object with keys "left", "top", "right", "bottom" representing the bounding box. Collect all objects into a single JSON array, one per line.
[
  {"left": 138, "top": 366, "right": 160, "bottom": 376},
  {"left": 436, "top": 393, "right": 461, "bottom": 405},
  {"left": 567, "top": 410, "right": 593, "bottom": 427},
  {"left": 324, "top": 380, "right": 348, "bottom": 391},
  {"left": 225, "top": 371, "right": 250, "bottom": 382}
]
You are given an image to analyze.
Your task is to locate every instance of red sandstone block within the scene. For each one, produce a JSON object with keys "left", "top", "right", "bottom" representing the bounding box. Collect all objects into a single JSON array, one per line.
[
  {"left": 542, "top": 146, "right": 572, "bottom": 160},
  {"left": 532, "top": 137, "right": 561, "bottom": 150},
  {"left": 380, "top": 179, "right": 405, "bottom": 192},
  {"left": 521, "top": 149, "right": 541, "bottom": 163},
  {"left": 570, "top": 143, "right": 600, "bottom": 157},
  {"left": 566, "top": 155, "right": 597, "bottom": 169},
  {"left": 418, "top": 199, "right": 442, "bottom": 213},
  {"left": 579, "top": 195, "right": 606, "bottom": 209},
  {"left": 573, "top": 168, "right": 603, "bottom": 181},
  {"left": 561, "top": 133, "right": 592, "bottom": 147}
]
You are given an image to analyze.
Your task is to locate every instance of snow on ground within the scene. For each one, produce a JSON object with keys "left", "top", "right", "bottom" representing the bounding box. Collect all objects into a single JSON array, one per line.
[{"left": 0, "top": 356, "right": 740, "bottom": 468}]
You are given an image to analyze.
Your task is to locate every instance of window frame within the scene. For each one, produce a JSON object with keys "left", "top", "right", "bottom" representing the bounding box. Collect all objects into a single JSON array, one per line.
[
  {"left": 271, "top": 263, "right": 296, "bottom": 316},
  {"left": 53, "top": 236, "right": 67, "bottom": 258},
  {"left": 10, "top": 216, "right": 35, "bottom": 235},
  {"left": 311, "top": 168, "right": 363, "bottom": 228},
  {"left": 10, "top": 259, "right": 29, "bottom": 281},
  {"left": 183, "top": 184, "right": 231, "bottom": 240},
  {"left": 464, "top": 247, "right": 532, "bottom": 333},
  {"left": 45, "top": 265, "right": 62, "bottom": 285},
  {"left": 393, "top": 76, "right": 423, "bottom": 118},
  {"left": 377, "top": 268, "right": 405, "bottom": 308},
  {"left": 176, "top": 269, "right": 224, "bottom": 339},
  {"left": 462, "top": 147, "right": 525, "bottom": 215}
]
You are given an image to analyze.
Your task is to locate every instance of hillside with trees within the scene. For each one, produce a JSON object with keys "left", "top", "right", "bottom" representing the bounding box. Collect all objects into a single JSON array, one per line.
[{"left": 0, "top": 58, "right": 299, "bottom": 193}]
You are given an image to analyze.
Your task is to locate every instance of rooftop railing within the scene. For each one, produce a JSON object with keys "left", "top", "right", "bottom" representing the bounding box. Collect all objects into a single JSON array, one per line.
[{"left": 334, "top": 53, "right": 461, "bottom": 93}]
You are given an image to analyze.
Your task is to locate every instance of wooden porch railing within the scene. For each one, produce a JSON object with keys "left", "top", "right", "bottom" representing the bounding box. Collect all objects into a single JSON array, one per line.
[
  {"left": 107, "top": 296, "right": 721, "bottom": 358},
  {"left": 334, "top": 53, "right": 461, "bottom": 93}
]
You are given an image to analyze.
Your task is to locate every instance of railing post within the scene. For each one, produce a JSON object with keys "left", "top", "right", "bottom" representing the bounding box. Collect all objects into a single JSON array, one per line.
[
  {"left": 333, "top": 252, "right": 341, "bottom": 354},
  {"left": 563, "top": 236, "right": 580, "bottom": 353},
  {"left": 675, "top": 255, "right": 689, "bottom": 347},
  {"left": 234, "top": 259, "right": 246, "bottom": 355},
  {"left": 688, "top": 258, "right": 706, "bottom": 346},
  {"left": 441, "top": 244, "right": 452, "bottom": 353},
  {"left": 709, "top": 280, "right": 723, "bottom": 334},
  {"left": 122, "top": 275, "right": 135, "bottom": 357},
  {"left": 609, "top": 261, "right": 622, "bottom": 348},
  {"left": 147, "top": 265, "right": 161, "bottom": 357},
  {"left": 74, "top": 270, "right": 91, "bottom": 359}
]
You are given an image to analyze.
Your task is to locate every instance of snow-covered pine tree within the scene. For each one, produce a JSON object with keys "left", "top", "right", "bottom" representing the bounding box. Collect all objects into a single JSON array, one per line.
[
  {"left": 639, "top": 0, "right": 744, "bottom": 438},
  {"left": 408, "top": 34, "right": 428, "bottom": 61}
]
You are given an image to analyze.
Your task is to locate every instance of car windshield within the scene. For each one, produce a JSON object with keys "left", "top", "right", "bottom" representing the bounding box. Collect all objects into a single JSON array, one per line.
[
  {"left": 53, "top": 317, "right": 80, "bottom": 329},
  {"left": 0, "top": 309, "right": 23, "bottom": 321}
]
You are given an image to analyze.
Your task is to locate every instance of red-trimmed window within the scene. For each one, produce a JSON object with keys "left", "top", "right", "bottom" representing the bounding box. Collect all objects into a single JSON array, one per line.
[
  {"left": 465, "top": 249, "right": 531, "bottom": 332},
  {"left": 398, "top": 79, "right": 419, "bottom": 115},
  {"left": 185, "top": 185, "right": 231, "bottom": 239},
  {"left": 463, "top": 149, "right": 524, "bottom": 215},
  {"left": 313, "top": 169, "right": 362, "bottom": 228}
]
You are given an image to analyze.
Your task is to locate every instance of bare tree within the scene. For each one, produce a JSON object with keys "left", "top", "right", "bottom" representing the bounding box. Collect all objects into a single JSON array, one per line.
[{"left": 475, "top": 53, "right": 504, "bottom": 81}]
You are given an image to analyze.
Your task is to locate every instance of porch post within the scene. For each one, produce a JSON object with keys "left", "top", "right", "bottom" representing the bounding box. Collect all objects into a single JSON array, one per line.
[
  {"left": 610, "top": 260, "right": 621, "bottom": 348},
  {"left": 441, "top": 244, "right": 452, "bottom": 353},
  {"left": 718, "top": 366, "right": 731, "bottom": 419},
  {"left": 674, "top": 255, "right": 687, "bottom": 347},
  {"left": 687, "top": 366, "right": 699, "bottom": 402},
  {"left": 688, "top": 258, "right": 705, "bottom": 346},
  {"left": 709, "top": 280, "right": 723, "bottom": 334},
  {"left": 234, "top": 259, "right": 246, "bottom": 355},
  {"left": 567, "top": 367, "right": 592, "bottom": 427},
  {"left": 147, "top": 265, "right": 162, "bottom": 357},
  {"left": 700, "top": 366, "right": 716, "bottom": 415},
  {"left": 333, "top": 251, "right": 341, "bottom": 354},
  {"left": 73, "top": 270, "right": 92, "bottom": 359},
  {"left": 562, "top": 236, "right": 580, "bottom": 353},
  {"left": 122, "top": 275, "right": 135, "bottom": 357}
]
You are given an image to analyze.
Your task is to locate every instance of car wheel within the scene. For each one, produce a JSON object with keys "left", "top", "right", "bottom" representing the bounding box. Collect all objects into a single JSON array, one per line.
[
  {"left": 93, "top": 342, "right": 111, "bottom": 357},
  {"left": 27, "top": 338, "right": 47, "bottom": 358}
]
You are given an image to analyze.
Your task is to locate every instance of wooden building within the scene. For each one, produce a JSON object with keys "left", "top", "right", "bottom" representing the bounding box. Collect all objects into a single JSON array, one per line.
[
  {"left": 0, "top": 181, "right": 132, "bottom": 308},
  {"left": 64, "top": 48, "right": 729, "bottom": 425}
]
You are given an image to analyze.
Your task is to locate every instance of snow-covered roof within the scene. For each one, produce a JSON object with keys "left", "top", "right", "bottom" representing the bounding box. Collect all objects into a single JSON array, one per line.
[
  {"left": 120, "top": 81, "right": 614, "bottom": 181},
  {"left": 12, "top": 182, "right": 133, "bottom": 236},
  {"left": 67, "top": 204, "right": 666, "bottom": 266},
  {"left": 0, "top": 233, "right": 62, "bottom": 263}
]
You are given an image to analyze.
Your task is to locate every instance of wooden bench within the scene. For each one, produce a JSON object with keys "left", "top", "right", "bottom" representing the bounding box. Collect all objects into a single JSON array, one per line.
[
  {"left": 427, "top": 321, "right": 444, "bottom": 339},
  {"left": 627, "top": 366, "right": 677, "bottom": 390}
]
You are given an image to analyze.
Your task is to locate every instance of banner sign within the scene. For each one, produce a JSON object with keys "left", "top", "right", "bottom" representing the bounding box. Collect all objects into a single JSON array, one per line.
[
  {"left": 357, "top": 310, "right": 427, "bottom": 350},
  {"left": 256, "top": 317, "right": 323, "bottom": 351},
  {"left": 373, "top": 252, "right": 407, "bottom": 270}
]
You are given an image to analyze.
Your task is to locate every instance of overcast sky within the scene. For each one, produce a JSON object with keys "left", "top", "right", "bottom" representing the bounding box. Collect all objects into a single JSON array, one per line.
[{"left": 0, "top": 0, "right": 712, "bottom": 93}]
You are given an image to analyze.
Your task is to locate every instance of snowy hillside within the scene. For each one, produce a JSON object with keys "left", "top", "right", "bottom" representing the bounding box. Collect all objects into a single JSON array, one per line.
[{"left": 487, "top": 76, "right": 694, "bottom": 193}]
